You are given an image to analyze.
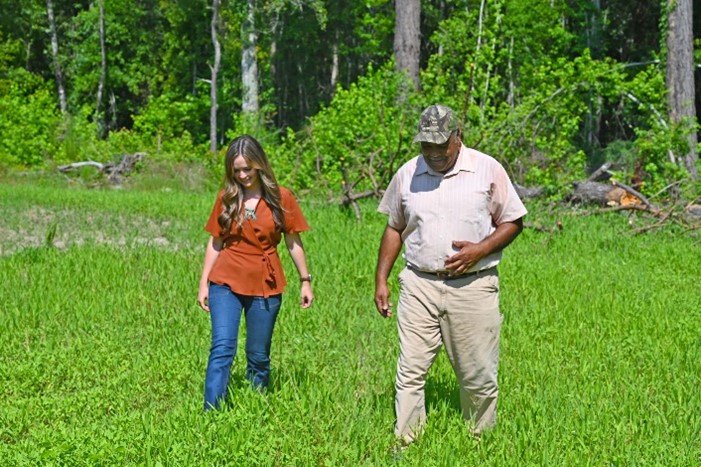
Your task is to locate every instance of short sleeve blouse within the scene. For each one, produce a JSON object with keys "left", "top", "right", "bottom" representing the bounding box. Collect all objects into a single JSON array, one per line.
[{"left": 204, "top": 187, "right": 310, "bottom": 297}]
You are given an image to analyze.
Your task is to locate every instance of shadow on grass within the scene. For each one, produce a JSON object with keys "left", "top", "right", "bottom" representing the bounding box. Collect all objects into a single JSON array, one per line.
[
  {"left": 214, "top": 356, "right": 462, "bottom": 427},
  {"left": 425, "top": 366, "right": 462, "bottom": 417}
]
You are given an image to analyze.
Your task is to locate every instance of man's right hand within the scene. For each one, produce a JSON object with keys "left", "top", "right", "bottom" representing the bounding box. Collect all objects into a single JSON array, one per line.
[
  {"left": 374, "top": 281, "right": 393, "bottom": 318},
  {"left": 374, "top": 224, "right": 402, "bottom": 318}
]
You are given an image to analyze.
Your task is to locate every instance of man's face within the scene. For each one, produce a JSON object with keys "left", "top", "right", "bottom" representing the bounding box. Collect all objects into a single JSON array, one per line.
[{"left": 420, "top": 133, "right": 460, "bottom": 173}]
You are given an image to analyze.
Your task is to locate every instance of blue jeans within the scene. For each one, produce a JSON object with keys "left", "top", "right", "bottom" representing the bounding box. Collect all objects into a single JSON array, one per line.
[{"left": 204, "top": 283, "right": 282, "bottom": 410}]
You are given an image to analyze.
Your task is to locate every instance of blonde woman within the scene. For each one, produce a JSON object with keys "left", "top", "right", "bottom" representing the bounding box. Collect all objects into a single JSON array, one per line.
[{"left": 198, "top": 134, "right": 313, "bottom": 409}]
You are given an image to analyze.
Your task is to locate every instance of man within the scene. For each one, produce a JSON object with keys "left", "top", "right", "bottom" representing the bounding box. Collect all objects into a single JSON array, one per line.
[{"left": 374, "top": 104, "right": 527, "bottom": 444}]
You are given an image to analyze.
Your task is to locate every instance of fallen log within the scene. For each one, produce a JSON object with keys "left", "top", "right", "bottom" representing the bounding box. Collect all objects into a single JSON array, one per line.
[
  {"left": 58, "top": 152, "right": 146, "bottom": 183},
  {"left": 568, "top": 180, "right": 648, "bottom": 209},
  {"left": 569, "top": 180, "right": 619, "bottom": 205}
]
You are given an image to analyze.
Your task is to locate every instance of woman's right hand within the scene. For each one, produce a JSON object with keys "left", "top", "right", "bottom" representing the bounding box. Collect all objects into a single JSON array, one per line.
[
  {"left": 300, "top": 282, "right": 314, "bottom": 309},
  {"left": 198, "top": 282, "right": 210, "bottom": 312},
  {"left": 198, "top": 236, "right": 223, "bottom": 312}
]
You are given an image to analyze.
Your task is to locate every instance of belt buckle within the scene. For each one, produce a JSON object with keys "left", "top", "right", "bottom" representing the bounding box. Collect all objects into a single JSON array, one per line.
[{"left": 435, "top": 271, "right": 451, "bottom": 280}]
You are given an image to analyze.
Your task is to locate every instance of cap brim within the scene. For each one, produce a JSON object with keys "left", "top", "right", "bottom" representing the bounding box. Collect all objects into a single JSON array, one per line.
[{"left": 412, "top": 131, "right": 451, "bottom": 144}]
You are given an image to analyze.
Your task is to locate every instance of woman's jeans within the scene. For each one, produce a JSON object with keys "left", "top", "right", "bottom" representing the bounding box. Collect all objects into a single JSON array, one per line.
[{"left": 204, "top": 283, "right": 282, "bottom": 410}]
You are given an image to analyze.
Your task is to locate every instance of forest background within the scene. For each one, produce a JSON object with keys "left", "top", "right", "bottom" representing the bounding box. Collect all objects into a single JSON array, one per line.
[{"left": 1, "top": 0, "right": 700, "bottom": 201}]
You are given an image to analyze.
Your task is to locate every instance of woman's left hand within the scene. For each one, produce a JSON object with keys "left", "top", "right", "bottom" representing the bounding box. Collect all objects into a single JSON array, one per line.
[{"left": 300, "top": 282, "right": 314, "bottom": 308}]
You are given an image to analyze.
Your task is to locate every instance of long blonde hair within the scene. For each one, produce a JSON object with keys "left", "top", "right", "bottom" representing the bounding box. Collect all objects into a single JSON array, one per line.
[{"left": 218, "top": 135, "right": 283, "bottom": 234}]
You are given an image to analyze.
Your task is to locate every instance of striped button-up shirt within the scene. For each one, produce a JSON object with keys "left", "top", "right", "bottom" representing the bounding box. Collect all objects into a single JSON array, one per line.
[{"left": 378, "top": 144, "right": 527, "bottom": 273}]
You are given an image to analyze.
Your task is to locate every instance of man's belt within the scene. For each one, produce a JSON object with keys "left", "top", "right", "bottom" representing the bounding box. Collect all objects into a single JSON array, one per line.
[{"left": 407, "top": 264, "right": 494, "bottom": 280}]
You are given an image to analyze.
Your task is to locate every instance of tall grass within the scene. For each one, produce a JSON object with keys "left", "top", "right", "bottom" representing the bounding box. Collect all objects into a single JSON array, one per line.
[{"left": 1, "top": 180, "right": 699, "bottom": 465}]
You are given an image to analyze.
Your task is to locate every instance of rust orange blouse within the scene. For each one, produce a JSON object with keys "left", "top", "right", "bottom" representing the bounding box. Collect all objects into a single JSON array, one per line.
[{"left": 204, "top": 187, "right": 310, "bottom": 297}]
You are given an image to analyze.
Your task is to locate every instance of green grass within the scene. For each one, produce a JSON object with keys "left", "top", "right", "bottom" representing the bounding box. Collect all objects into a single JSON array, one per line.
[{"left": 1, "top": 180, "right": 699, "bottom": 465}]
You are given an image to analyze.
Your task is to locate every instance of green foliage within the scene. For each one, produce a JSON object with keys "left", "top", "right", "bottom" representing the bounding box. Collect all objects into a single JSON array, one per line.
[
  {"left": 631, "top": 121, "right": 691, "bottom": 195},
  {"left": 614, "top": 66, "right": 697, "bottom": 197},
  {"left": 132, "top": 91, "right": 210, "bottom": 149},
  {"left": 158, "top": 0, "right": 212, "bottom": 97},
  {"left": 66, "top": 1, "right": 165, "bottom": 129},
  {"left": 269, "top": 63, "right": 418, "bottom": 194},
  {"left": 421, "top": 6, "right": 693, "bottom": 198},
  {"left": 420, "top": 3, "right": 591, "bottom": 195},
  {"left": 350, "top": 0, "right": 394, "bottom": 64},
  {"left": 0, "top": 69, "right": 62, "bottom": 167},
  {"left": 410, "top": 1, "right": 697, "bottom": 197},
  {"left": 0, "top": 33, "right": 22, "bottom": 94},
  {"left": 52, "top": 109, "right": 100, "bottom": 165},
  {"left": 265, "top": 126, "right": 314, "bottom": 190}
]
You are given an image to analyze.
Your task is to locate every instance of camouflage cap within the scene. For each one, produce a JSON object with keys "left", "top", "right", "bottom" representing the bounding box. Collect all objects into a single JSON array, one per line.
[{"left": 412, "top": 104, "right": 458, "bottom": 144}]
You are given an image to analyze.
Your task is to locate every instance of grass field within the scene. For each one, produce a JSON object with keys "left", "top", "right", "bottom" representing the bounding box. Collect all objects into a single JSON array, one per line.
[{"left": 1, "top": 178, "right": 700, "bottom": 465}]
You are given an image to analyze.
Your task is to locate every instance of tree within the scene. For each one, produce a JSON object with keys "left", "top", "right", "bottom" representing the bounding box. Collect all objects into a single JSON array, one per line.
[
  {"left": 241, "top": 0, "right": 259, "bottom": 115},
  {"left": 393, "top": 0, "right": 420, "bottom": 90},
  {"left": 265, "top": 0, "right": 329, "bottom": 128},
  {"left": 94, "top": 0, "right": 106, "bottom": 136},
  {"left": 46, "top": 0, "right": 67, "bottom": 113},
  {"left": 666, "top": 0, "right": 698, "bottom": 180},
  {"left": 210, "top": 0, "right": 221, "bottom": 153}
]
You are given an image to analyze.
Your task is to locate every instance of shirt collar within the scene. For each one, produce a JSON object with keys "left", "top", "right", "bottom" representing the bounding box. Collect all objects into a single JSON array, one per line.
[{"left": 416, "top": 144, "right": 475, "bottom": 177}]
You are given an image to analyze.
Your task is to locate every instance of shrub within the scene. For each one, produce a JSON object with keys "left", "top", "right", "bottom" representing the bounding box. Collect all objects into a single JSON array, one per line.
[
  {"left": 0, "top": 69, "right": 62, "bottom": 167},
  {"left": 269, "top": 63, "right": 419, "bottom": 196}
]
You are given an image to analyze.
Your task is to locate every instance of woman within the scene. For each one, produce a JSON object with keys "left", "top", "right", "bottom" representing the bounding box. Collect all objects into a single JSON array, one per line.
[{"left": 197, "top": 134, "right": 313, "bottom": 410}]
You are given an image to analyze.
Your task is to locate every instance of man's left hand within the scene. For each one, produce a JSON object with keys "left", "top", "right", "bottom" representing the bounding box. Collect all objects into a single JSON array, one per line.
[{"left": 444, "top": 240, "right": 482, "bottom": 275}]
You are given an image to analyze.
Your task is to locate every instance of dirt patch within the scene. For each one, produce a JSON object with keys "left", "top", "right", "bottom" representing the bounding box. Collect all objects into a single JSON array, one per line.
[{"left": 0, "top": 206, "right": 198, "bottom": 256}]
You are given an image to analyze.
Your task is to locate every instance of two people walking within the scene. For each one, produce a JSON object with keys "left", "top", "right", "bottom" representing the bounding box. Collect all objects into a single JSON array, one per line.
[{"left": 197, "top": 104, "right": 526, "bottom": 443}]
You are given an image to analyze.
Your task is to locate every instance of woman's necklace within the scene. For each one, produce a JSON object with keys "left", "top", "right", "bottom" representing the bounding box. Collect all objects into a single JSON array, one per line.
[
  {"left": 243, "top": 193, "right": 261, "bottom": 220},
  {"left": 243, "top": 205, "right": 256, "bottom": 220}
]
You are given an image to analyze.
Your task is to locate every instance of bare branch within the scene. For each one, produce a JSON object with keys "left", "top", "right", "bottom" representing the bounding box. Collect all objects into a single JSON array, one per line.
[
  {"left": 587, "top": 162, "right": 614, "bottom": 182},
  {"left": 58, "top": 161, "right": 105, "bottom": 172}
]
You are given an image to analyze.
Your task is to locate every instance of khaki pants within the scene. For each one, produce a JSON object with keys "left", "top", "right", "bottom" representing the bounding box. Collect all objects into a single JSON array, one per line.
[{"left": 394, "top": 267, "right": 502, "bottom": 442}]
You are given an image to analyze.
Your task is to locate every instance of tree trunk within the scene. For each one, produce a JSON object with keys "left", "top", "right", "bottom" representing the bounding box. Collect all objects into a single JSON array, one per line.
[
  {"left": 297, "top": 62, "right": 306, "bottom": 117},
  {"left": 666, "top": 0, "right": 698, "bottom": 179},
  {"left": 587, "top": 0, "right": 602, "bottom": 59},
  {"left": 95, "top": 0, "right": 107, "bottom": 137},
  {"left": 463, "top": 0, "right": 485, "bottom": 123},
  {"left": 46, "top": 0, "right": 67, "bottom": 114},
  {"left": 393, "top": 0, "right": 420, "bottom": 90},
  {"left": 330, "top": 29, "right": 339, "bottom": 93},
  {"left": 583, "top": 0, "right": 602, "bottom": 154},
  {"left": 210, "top": 0, "right": 221, "bottom": 153},
  {"left": 242, "top": 0, "right": 259, "bottom": 114},
  {"left": 109, "top": 91, "right": 117, "bottom": 131},
  {"left": 507, "top": 36, "right": 514, "bottom": 108}
]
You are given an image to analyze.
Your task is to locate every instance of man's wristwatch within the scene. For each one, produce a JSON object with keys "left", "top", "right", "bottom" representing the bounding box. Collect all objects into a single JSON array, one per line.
[{"left": 300, "top": 275, "right": 312, "bottom": 283}]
